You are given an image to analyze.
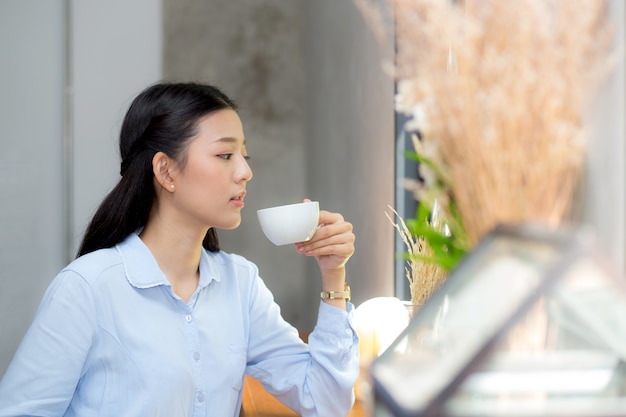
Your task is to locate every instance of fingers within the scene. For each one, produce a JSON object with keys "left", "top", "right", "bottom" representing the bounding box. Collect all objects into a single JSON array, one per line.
[
  {"left": 316, "top": 209, "right": 344, "bottom": 227},
  {"left": 295, "top": 214, "right": 355, "bottom": 258},
  {"left": 297, "top": 230, "right": 354, "bottom": 255},
  {"left": 311, "top": 220, "right": 353, "bottom": 247}
]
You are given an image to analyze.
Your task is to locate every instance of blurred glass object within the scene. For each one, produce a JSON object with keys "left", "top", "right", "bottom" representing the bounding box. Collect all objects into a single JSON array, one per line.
[{"left": 372, "top": 224, "right": 626, "bottom": 417}]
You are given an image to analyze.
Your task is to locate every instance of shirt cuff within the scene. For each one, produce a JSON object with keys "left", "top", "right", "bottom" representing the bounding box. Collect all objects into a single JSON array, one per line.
[{"left": 314, "top": 301, "right": 359, "bottom": 347}]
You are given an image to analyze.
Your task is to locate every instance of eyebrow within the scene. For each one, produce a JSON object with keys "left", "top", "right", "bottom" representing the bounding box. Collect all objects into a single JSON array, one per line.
[{"left": 215, "top": 137, "right": 246, "bottom": 146}]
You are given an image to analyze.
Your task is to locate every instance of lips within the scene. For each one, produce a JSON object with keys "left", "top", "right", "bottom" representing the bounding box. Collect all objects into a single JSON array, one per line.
[{"left": 230, "top": 191, "right": 246, "bottom": 204}]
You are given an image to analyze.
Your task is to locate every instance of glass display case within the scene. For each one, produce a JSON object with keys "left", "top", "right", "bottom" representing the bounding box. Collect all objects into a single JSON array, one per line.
[{"left": 371, "top": 224, "right": 626, "bottom": 417}]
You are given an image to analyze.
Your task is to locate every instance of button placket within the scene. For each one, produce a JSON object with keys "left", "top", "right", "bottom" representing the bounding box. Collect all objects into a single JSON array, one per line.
[{"left": 181, "top": 307, "right": 207, "bottom": 413}]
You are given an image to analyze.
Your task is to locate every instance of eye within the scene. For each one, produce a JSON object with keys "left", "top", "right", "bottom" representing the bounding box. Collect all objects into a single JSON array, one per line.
[{"left": 217, "top": 153, "right": 250, "bottom": 161}]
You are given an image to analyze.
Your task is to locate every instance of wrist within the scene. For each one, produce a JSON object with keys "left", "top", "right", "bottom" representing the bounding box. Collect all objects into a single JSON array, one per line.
[
  {"left": 320, "top": 268, "right": 346, "bottom": 290},
  {"left": 320, "top": 282, "right": 351, "bottom": 302}
]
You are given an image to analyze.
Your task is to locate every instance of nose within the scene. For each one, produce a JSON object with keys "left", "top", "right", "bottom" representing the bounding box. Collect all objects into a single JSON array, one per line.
[{"left": 237, "top": 155, "right": 253, "bottom": 182}]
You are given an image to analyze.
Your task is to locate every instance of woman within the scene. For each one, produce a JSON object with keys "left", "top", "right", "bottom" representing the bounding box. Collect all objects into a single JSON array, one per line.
[{"left": 0, "top": 82, "right": 359, "bottom": 416}]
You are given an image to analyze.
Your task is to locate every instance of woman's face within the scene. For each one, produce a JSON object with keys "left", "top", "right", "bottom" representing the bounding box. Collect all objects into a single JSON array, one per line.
[{"left": 171, "top": 109, "right": 252, "bottom": 231}]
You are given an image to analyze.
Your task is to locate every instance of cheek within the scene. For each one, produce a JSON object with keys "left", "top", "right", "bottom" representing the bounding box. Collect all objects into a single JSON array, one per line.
[
  {"left": 183, "top": 158, "right": 215, "bottom": 182},
  {"left": 184, "top": 164, "right": 227, "bottom": 193}
]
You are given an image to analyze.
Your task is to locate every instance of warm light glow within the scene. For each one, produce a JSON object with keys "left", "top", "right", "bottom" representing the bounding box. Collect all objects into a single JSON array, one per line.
[
  {"left": 354, "top": 297, "right": 411, "bottom": 359},
  {"left": 353, "top": 297, "right": 410, "bottom": 400}
]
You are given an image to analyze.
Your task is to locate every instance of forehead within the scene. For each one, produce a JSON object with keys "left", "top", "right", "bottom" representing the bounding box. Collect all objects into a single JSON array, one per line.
[{"left": 193, "top": 109, "right": 245, "bottom": 145}]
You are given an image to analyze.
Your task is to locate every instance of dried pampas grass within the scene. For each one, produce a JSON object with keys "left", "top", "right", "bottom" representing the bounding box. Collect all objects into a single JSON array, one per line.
[
  {"left": 385, "top": 206, "right": 447, "bottom": 306},
  {"left": 360, "top": 0, "right": 616, "bottom": 246}
]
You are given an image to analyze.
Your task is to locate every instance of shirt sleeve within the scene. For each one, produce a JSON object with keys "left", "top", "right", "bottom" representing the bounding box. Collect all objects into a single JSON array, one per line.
[
  {"left": 0, "top": 270, "right": 97, "bottom": 417},
  {"left": 244, "top": 276, "right": 360, "bottom": 417}
]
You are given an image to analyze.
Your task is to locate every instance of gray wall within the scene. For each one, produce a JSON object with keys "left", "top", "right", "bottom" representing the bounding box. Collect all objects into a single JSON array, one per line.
[
  {"left": 0, "top": 0, "right": 66, "bottom": 375},
  {"left": 70, "top": 1, "right": 163, "bottom": 254},
  {"left": 303, "top": 0, "right": 396, "bottom": 322},
  {"left": 0, "top": 0, "right": 162, "bottom": 376}
]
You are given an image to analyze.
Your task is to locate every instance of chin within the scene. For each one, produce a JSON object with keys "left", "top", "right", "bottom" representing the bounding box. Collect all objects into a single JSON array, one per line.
[{"left": 220, "top": 219, "right": 242, "bottom": 230}]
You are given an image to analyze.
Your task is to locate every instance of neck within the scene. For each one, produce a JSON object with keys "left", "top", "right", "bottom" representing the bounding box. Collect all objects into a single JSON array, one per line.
[{"left": 139, "top": 217, "right": 206, "bottom": 302}]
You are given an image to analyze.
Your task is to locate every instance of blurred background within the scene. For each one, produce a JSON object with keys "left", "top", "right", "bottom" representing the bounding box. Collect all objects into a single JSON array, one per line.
[{"left": 0, "top": 0, "right": 623, "bottom": 377}]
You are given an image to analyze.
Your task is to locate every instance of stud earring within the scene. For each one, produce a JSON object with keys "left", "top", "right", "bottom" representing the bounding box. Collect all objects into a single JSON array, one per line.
[{"left": 170, "top": 184, "right": 175, "bottom": 189}]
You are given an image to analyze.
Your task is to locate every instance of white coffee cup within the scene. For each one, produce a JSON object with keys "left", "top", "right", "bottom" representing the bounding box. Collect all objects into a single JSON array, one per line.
[{"left": 257, "top": 201, "right": 320, "bottom": 246}]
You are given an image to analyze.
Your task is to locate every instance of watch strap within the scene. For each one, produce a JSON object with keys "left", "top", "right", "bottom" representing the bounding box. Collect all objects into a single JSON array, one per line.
[{"left": 320, "top": 283, "right": 351, "bottom": 301}]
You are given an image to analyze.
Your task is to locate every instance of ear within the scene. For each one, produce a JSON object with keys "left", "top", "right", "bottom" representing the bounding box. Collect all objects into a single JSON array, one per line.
[{"left": 152, "top": 151, "right": 176, "bottom": 192}]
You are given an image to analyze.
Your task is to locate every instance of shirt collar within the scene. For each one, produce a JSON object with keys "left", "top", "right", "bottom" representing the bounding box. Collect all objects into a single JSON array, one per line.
[{"left": 116, "top": 233, "right": 220, "bottom": 289}]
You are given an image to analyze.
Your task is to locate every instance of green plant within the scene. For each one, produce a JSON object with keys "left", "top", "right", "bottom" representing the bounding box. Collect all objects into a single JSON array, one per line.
[{"left": 402, "top": 135, "right": 470, "bottom": 271}]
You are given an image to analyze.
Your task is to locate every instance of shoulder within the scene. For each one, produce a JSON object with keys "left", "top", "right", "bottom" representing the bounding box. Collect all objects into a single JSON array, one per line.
[
  {"left": 59, "top": 247, "right": 123, "bottom": 287},
  {"left": 35, "top": 248, "right": 122, "bottom": 312}
]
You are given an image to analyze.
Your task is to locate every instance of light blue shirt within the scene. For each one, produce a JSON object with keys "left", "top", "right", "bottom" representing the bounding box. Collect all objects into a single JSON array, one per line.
[{"left": 0, "top": 233, "right": 359, "bottom": 417}]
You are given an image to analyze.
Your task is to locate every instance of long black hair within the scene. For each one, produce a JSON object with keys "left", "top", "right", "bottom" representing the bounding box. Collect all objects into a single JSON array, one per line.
[{"left": 77, "top": 82, "right": 237, "bottom": 257}]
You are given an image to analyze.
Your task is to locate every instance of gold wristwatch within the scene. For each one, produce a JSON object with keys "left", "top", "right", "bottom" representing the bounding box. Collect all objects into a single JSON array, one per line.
[{"left": 320, "top": 283, "right": 351, "bottom": 302}]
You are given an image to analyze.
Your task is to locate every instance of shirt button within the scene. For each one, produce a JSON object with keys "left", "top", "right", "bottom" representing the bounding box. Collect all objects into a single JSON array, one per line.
[
  {"left": 185, "top": 314, "right": 192, "bottom": 322},
  {"left": 197, "top": 392, "right": 205, "bottom": 402},
  {"left": 193, "top": 352, "right": 200, "bottom": 361}
]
